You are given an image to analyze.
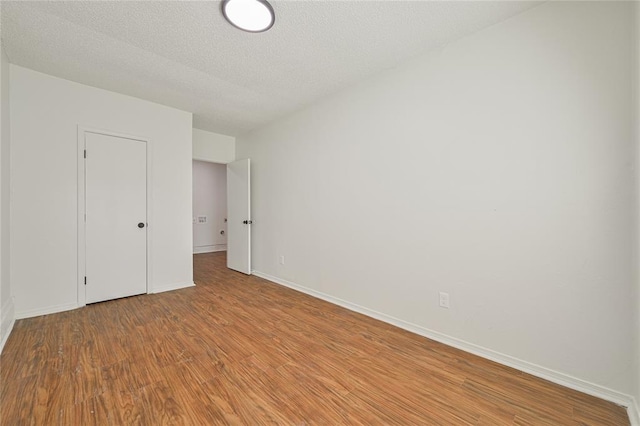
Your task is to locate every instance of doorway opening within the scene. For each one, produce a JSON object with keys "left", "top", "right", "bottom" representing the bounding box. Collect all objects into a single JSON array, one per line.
[
  {"left": 192, "top": 158, "right": 251, "bottom": 276},
  {"left": 192, "top": 160, "right": 228, "bottom": 255}
]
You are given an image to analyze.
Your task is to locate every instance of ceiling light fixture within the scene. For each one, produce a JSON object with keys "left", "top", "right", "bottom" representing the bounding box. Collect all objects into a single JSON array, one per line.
[{"left": 221, "top": 0, "right": 275, "bottom": 33}]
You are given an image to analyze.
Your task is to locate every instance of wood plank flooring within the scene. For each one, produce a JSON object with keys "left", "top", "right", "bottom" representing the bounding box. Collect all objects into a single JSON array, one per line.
[{"left": 0, "top": 252, "right": 630, "bottom": 425}]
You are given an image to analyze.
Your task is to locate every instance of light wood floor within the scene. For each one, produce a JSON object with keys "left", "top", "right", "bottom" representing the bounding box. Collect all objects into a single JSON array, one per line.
[{"left": 0, "top": 252, "right": 629, "bottom": 425}]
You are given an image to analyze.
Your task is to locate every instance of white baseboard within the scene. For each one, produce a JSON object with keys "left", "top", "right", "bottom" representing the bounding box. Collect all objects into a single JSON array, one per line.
[
  {"left": 0, "top": 297, "right": 15, "bottom": 354},
  {"left": 13, "top": 281, "right": 197, "bottom": 318},
  {"left": 151, "top": 281, "right": 195, "bottom": 294},
  {"left": 15, "top": 302, "right": 79, "bottom": 320},
  {"left": 253, "top": 270, "right": 637, "bottom": 419},
  {"left": 629, "top": 398, "right": 640, "bottom": 426},
  {"left": 193, "top": 245, "right": 227, "bottom": 254}
]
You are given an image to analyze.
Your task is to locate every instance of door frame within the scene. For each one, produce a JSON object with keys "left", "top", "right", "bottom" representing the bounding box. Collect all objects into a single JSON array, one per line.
[
  {"left": 190, "top": 158, "right": 251, "bottom": 274},
  {"left": 76, "top": 126, "right": 154, "bottom": 307}
]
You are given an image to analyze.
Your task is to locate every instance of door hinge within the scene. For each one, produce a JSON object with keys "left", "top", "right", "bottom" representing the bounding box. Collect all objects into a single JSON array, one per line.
[
  {"left": 84, "top": 276, "right": 87, "bottom": 285},
  {"left": 84, "top": 149, "right": 86, "bottom": 159}
]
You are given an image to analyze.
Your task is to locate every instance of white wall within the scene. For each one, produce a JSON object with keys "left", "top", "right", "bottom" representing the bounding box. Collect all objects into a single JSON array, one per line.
[
  {"left": 193, "top": 160, "right": 227, "bottom": 253},
  {"left": 238, "top": 1, "right": 636, "bottom": 401},
  {"left": 634, "top": 0, "right": 640, "bottom": 419},
  {"left": 193, "top": 128, "right": 235, "bottom": 164},
  {"left": 0, "top": 39, "right": 13, "bottom": 350},
  {"left": 10, "top": 66, "right": 193, "bottom": 318}
]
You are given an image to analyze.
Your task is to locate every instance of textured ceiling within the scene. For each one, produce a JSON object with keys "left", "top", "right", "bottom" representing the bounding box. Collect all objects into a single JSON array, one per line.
[{"left": 1, "top": 1, "right": 541, "bottom": 136}]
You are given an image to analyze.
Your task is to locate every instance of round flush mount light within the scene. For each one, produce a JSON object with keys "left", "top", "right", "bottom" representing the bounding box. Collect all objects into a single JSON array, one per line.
[{"left": 221, "top": 0, "right": 275, "bottom": 33}]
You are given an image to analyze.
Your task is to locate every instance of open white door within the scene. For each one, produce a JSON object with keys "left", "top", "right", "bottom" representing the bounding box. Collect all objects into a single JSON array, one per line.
[{"left": 227, "top": 159, "right": 251, "bottom": 274}]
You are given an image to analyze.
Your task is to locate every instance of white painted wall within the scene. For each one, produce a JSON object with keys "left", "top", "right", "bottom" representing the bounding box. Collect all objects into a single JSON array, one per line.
[
  {"left": 238, "top": 1, "right": 636, "bottom": 400},
  {"left": 634, "top": 1, "right": 640, "bottom": 420},
  {"left": 193, "top": 160, "right": 227, "bottom": 254},
  {"left": 193, "top": 128, "right": 235, "bottom": 164},
  {"left": 10, "top": 66, "right": 193, "bottom": 318},
  {"left": 0, "top": 39, "right": 13, "bottom": 350}
]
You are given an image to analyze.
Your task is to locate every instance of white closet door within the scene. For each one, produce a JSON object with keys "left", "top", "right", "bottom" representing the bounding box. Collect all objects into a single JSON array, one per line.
[{"left": 85, "top": 132, "right": 147, "bottom": 303}]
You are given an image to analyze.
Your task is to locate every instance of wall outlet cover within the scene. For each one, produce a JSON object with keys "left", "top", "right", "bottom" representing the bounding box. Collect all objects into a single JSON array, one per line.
[{"left": 439, "top": 292, "right": 450, "bottom": 309}]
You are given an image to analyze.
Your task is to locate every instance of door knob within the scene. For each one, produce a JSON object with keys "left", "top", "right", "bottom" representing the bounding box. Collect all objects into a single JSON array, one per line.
[{"left": 138, "top": 223, "right": 145, "bottom": 228}]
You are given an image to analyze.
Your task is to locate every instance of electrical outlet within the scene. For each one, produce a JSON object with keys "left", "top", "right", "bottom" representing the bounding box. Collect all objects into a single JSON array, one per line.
[
  {"left": 279, "top": 255, "right": 285, "bottom": 265},
  {"left": 439, "top": 292, "right": 450, "bottom": 309}
]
